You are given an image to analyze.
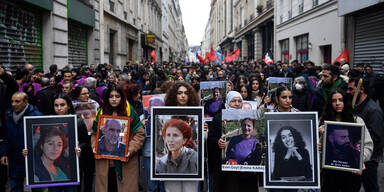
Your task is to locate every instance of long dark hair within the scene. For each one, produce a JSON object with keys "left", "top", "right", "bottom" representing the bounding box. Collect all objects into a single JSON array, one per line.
[
  {"left": 321, "top": 89, "right": 354, "bottom": 123},
  {"left": 102, "top": 84, "right": 127, "bottom": 116},
  {"left": 273, "top": 126, "right": 306, "bottom": 157},
  {"left": 54, "top": 93, "right": 75, "bottom": 114},
  {"left": 165, "top": 82, "right": 199, "bottom": 106},
  {"left": 248, "top": 77, "right": 266, "bottom": 98}
]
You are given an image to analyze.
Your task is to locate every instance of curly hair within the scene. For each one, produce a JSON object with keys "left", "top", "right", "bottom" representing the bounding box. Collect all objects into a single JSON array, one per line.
[
  {"left": 165, "top": 82, "right": 199, "bottom": 106},
  {"left": 272, "top": 126, "right": 306, "bottom": 156}
]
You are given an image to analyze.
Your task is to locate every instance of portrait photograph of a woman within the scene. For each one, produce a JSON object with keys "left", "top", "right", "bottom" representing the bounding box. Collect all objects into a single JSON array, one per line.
[
  {"left": 150, "top": 106, "right": 204, "bottom": 181},
  {"left": 222, "top": 115, "right": 262, "bottom": 171},
  {"left": 33, "top": 125, "right": 71, "bottom": 182},
  {"left": 24, "top": 115, "right": 80, "bottom": 188},
  {"left": 265, "top": 112, "right": 320, "bottom": 189},
  {"left": 155, "top": 118, "right": 198, "bottom": 175},
  {"left": 271, "top": 126, "right": 312, "bottom": 181}
]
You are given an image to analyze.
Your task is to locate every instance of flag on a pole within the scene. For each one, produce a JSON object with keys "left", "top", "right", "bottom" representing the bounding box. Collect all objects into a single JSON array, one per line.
[
  {"left": 150, "top": 50, "right": 156, "bottom": 64},
  {"left": 215, "top": 49, "right": 223, "bottom": 65},
  {"left": 263, "top": 51, "right": 274, "bottom": 64},
  {"left": 225, "top": 49, "right": 241, "bottom": 63},
  {"left": 207, "top": 46, "right": 216, "bottom": 61},
  {"left": 332, "top": 48, "right": 349, "bottom": 64},
  {"left": 196, "top": 53, "right": 207, "bottom": 64}
]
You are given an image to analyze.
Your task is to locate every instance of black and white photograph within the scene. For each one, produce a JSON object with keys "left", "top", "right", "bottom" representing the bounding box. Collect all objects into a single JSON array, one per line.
[
  {"left": 221, "top": 109, "right": 265, "bottom": 172},
  {"left": 94, "top": 115, "right": 131, "bottom": 161},
  {"left": 24, "top": 115, "right": 80, "bottom": 188},
  {"left": 265, "top": 112, "right": 320, "bottom": 189},
  {"left": 150, "top": 107, "right": 204, "bottom": 181},
  {"left": 200, "top": 81, "right": 227, "bottom": 117},
  {"left": 322, "top": 121, "right": 365, "bottom": 172}
]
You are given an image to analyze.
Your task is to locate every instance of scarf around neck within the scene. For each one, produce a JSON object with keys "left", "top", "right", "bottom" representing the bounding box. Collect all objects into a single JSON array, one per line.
[{"left": 13, "top": 104, "right": 29, "bottom": 124}]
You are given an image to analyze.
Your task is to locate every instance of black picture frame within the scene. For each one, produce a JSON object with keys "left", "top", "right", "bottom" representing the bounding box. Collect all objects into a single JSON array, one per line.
[
  {"left": 322, "top": 121, "right": 365, "bottom": 172},
  {"left": 264, "top": 112, "right": 320, "bottom": 189},
  {"left": 150, "top": 106, "right": 204, "bottom": 181},
  {"left": 24, "top": 115, "right": 80, "bottom": 188}
]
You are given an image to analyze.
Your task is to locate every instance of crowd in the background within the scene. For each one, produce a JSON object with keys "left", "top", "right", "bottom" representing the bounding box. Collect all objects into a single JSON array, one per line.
[{"left": 0, "top": 58, "right": 384, "bottom": 192}]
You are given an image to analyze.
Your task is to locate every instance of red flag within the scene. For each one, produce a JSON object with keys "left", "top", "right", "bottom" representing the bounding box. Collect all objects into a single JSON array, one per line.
[
  {"left": 225, "top": 49, "right": 241, "bottom": 63},
  {"left": 150, "top": 50, "right": 156, "bottom": 64},
  {"left": 196, "top": 53, "right": 207, "bottom": 64},
  {"left": 263, "top": 51, "right": 274, "bottom": 64},
  {"left": 206, "top": 46, "right": 216, "bottom": 61},
  {"left": 332, "top": 48, "right": 349, "bottom": 64}
]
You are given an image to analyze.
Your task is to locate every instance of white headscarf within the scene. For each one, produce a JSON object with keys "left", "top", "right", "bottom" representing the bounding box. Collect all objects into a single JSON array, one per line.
[{"left": 225, "top": 91, "right": 243, "bottom": 109}]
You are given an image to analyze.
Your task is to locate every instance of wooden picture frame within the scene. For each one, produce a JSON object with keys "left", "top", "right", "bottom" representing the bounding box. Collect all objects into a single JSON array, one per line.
[{"left": 94, "top": 115, "right": 131, "bottom": 161}]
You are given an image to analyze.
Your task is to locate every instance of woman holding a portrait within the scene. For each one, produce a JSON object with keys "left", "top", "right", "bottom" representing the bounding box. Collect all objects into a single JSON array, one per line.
[
  {"left": 269, "top": 86, "right": 303, "bottom": 192},
  {"left": 163, "top": 82, "right": 199, "bottom": 192},
  {"left": 319, "top": 89, "right": 373, "bottom": 192},
  {"left": 91, "top": 84, "right": 145, "bottom": 192}
]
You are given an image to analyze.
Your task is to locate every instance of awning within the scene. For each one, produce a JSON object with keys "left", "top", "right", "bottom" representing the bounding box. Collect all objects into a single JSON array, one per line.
[
  {"left": 68, "top": 0, "right": 95, "bottom": 27},
  {"left": 24, "top": 0, "right": 53, "bottom": 11}
]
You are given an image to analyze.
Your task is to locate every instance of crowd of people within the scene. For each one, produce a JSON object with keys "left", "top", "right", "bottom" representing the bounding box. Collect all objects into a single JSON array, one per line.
[{"left": 0, "top": 59, "right": 383, "bottom": 192}]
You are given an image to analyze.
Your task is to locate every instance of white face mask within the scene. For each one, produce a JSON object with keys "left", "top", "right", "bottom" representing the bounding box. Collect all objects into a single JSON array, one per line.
[{"left": 295, "top": 83, "right": 303, "bottom": 91}]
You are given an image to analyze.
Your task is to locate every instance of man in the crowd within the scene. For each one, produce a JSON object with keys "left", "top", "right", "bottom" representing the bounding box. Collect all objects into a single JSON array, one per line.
[
  {"left": 61, "top": 80, "right": 73, "bottom": 95},
  {"left": 374, "top": 63, "right": 384, "bottom": 113},
  {"left": 347, "top": 78, "right": 384, "bottom": 192},
  {"left": 24, "top": 63, "right": 34, "bottom": 75},
  {"left": 277, "top": 63, "right": 293, "bottom": 78},
  {"left": 0, "top": 66, "right": 18, "bottom": 192},
  {"left": 98, "top": 119, "right": 125, "bottom": 156},
  {"left": 0, "top": 92, "right": 42, "bottom": 192},
  {"left": 325, "top": 127, "right": 359, "bottom": 168},
  {"left": 85, "top": 77, "right": 101, "bottom": 104},
  {"left": 356, "top": 63, "right": 364, "bottom": 74},
  {"left": 311, "top": 64, "right": 347, "bottom": 115},
  {"left": 364, "top": 65, "right": 376, "bottom": 100},
  {"left": 33, "top": 77, "right": 56, "bottom": 115}
]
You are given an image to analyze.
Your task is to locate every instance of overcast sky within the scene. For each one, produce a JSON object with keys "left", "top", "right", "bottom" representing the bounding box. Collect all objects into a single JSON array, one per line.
[{"left": 179, "top": 0, "right": 211, "bottom": 47}]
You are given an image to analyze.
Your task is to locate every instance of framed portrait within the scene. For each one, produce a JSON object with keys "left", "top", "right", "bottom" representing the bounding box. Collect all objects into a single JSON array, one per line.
[
  {"left": 221, "top": 109, "right": 265, "bottom": 172},
  {"left": 267, "top": 77, "right": 293, "bottom": 93},
  {"left": 200, "top": 81, "right": 226, "bottom": 116},
  {"left": 264, "top": 112, "right": 320, "bottom": 189},
  {"left": 94, "top": 115, "right": 131, "bottom": 161},
  {"left": 24, "top": 115, "right": 80, "bottom": 188},
  {"left": 73, "top": 101, "right": 98, "bottom": 133},
  {"left": 142, "top": 94, "right": 166, "bottom": 111},
  {"left": 322, "top": 121, "right": 365, "bottom": 172},
  {"left": 150, "top": 106, "right": 204, "bottom": 181}
]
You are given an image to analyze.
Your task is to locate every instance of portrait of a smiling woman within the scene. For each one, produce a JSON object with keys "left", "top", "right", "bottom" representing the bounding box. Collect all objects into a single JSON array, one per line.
[{"left": 271, "top": 126, "right": 312, "bottom": 181}]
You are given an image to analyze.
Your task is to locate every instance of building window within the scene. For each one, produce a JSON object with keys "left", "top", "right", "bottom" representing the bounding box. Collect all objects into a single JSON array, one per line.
[
  {"left": 295, "top": 34, "right": 308, "bottom": 64},
  {"left": 299, "top": 0, "right": 304, "bottom": 14},
  {"left": 313, "top": 0, "right": 319, "bottom": 7},
  {"left": 280, "top": 39, "right": 289, "bottom": 63},
  {"left": 110, "top": 1, "right": 115, "bottom": 12}
]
